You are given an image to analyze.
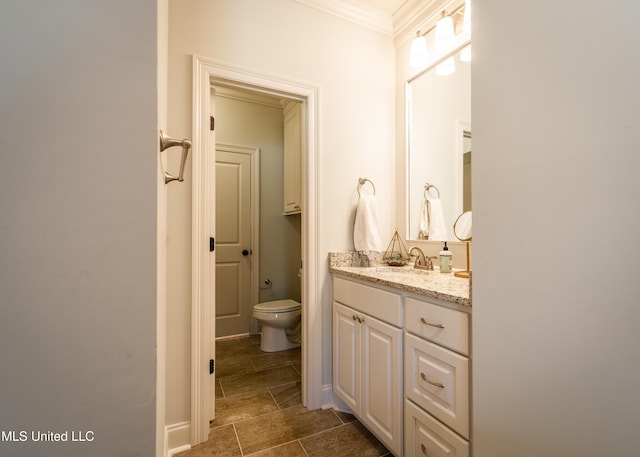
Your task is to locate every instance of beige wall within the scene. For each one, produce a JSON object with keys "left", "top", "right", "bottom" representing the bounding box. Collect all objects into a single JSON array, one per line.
[
  {"left": 473, "top": 1, "right": 640, "bottom": 456},
  {"left": 166, "top": 0, "right": 395, "bottom": 425}
]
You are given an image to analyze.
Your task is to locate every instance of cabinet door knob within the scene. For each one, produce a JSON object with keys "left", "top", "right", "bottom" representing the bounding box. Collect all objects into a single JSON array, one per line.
[
  {"left": 420, "top": 372, "right": 444, "bottom": 388},
  {"left": 420, "top": 317, "right": 444, "bottom": 329}
]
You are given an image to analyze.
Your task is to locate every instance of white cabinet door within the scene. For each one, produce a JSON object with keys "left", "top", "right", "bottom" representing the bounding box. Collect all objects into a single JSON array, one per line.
[
  {"left": 362, "top": 315, "right": 403, "bottom": 457},
  {"left": 283, "top": 101, "right": 302, "bottom": 214},
  {"left": 333, "top": 301, "right": 359, "bottom": 412}
]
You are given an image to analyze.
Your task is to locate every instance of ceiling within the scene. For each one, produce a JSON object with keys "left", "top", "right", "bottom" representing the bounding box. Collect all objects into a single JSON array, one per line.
[{"left": 295, "top": 0, "right": 407, "bottom": 35}]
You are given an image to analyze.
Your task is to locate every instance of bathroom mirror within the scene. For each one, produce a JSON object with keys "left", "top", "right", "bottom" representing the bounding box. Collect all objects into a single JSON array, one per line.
[
  {"left": 453, "top": 210, "right": 472, "bottom": 241},
  {"left": 453, "top": 211, "right": 472, "bottom": 278},
  {"left": 406, "top": 43, "right": 471, "bottom": 241}
]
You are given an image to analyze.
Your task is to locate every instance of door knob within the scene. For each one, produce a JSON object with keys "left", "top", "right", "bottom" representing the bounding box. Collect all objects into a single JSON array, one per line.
[{"left": 242, "top": 249, "right": 249, "bottom": 256}]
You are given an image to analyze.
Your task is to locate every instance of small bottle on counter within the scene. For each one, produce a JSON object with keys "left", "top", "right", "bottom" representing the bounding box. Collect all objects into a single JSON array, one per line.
[{"left": 439, "top": 241, "right": 452, "bottom": 273}]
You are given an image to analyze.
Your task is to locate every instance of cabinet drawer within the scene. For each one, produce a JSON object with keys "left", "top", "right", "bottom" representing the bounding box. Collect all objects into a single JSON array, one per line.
[
  {"left": 405, "top": 297, "right": 469, "bottom": 355},
  {"left": 334, "top": 277, "right": 402, "bottom": 327},
  {"left": 404, "top": 332, "right": 469, "bottom": 438},
  {"left": 405, "top": 399, "right": 469, "bottom": 457}
]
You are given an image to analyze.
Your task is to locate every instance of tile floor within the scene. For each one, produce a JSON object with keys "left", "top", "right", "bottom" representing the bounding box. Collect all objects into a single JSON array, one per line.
[{"left": 176, "top": 335, "right": 391, "bottom": 457}]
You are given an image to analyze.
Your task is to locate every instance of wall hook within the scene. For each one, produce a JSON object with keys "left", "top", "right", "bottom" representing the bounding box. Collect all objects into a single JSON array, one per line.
[{"left": 160, "top": 130, "right": 191, "bottom": 184}]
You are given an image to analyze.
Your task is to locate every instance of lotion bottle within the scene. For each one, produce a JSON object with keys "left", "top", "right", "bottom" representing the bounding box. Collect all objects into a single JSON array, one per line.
[{"left": 439, "top": 241, "right": 452, "bottom": 273}]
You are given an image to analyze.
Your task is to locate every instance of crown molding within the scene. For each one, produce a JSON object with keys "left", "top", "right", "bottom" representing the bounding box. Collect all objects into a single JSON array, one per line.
[
  {"left": 393, "top": 0, "right": 462, "bottom": 47},
  {"left": 295, "top": 0, "right": 393, "bottom": 35}
]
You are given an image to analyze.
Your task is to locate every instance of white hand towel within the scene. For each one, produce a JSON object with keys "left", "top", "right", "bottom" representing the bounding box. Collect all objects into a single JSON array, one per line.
[
  {"left": 354, "top": 194, "right": 382, "bottom": 253},
  {"left": 418, "top": 201, "right": 429, "bottom": 239},
  {"left": 426, "top": 198, "right": 447, "bottom": 241}
]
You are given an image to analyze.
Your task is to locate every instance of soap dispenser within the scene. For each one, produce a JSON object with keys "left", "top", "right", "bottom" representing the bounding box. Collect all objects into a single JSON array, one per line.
[{"left": 439, "top": 241, "right": 452, "bottom": 273}]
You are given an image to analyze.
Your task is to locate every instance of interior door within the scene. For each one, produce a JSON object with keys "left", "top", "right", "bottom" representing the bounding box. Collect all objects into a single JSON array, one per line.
[{"left": 215, "top": 149, "right": 252, "bottom": 337}]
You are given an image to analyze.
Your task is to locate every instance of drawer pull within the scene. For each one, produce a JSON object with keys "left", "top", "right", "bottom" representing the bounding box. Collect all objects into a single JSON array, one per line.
[
  {"left": 420, "top": 372, "right": 444, "bottom": 388},
  {"left": 420, "top": 317, "right": 445, "bottom": 329},
  {"left": 352, "top": 315, "right": 364, "bottom": 323}
]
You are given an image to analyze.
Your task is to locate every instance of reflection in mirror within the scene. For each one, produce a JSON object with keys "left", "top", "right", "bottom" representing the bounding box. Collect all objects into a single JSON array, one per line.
[
  {"left": 463, "top": 130, "right": 472, "bottom": 212},
  {"left": 407, "top": 44, "right": 470, "bottom": 241},
  {"left": 453, "top": 210, "right": 472, "bottom": 241},
  {"left": 453, "top": 211, "right": 472, "bottom": 278}
]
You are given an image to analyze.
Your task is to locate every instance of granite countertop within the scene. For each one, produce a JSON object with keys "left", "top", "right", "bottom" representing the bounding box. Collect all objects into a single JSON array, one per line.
[{"left": 329, "top": 252, "right": 471, "bottom": 308}]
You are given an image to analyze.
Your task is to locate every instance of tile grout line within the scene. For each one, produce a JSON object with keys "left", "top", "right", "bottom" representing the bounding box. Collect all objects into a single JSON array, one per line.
[
  {"left": 299, "top": 439, "right": 311, "bottom": 457},
  {"left": 217, "top": 378, "right": 226, "bottom": 399},
  {"left": 266, "top": 384, "right": 281, "bottom": 410},
  {"left": 231, "top": 422, "right": 246, "bottom": 457}
]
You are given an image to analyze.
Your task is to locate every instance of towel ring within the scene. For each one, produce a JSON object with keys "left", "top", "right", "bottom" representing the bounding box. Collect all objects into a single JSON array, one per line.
[
  {"left": 424, "top": 183, "right": 440, "bottom": 199},
  {"left": 358, "top": 178, "right": 376, "bottom": 196}
]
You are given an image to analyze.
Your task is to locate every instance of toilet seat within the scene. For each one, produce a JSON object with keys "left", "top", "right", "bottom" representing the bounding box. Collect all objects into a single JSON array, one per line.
[{"left": 254, "top": 299, "right": 300, "bottom": 313}]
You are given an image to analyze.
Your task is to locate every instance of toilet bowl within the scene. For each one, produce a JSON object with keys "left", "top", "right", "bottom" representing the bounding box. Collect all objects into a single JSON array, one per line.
[{"left": 253, "top": 299, "right": 301, "bottom": 352}]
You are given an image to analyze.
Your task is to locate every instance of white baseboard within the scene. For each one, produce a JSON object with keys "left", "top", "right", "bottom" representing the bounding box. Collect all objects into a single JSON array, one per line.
[
  {"left": 165, "top": 421, "right": 191, "bottom": 457},
  {"left": 320, "top": 382, "right": 353, "bottom": 413},
  {"left": 321, "top": 383, "right": 334, "bottom": 408},
  {"left": 320, "top": 383, "right": 353, "bottom": 413}
]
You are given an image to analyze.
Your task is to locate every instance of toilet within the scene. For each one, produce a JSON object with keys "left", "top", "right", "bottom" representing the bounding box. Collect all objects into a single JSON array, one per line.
[{"left": 253, "top": 299, "right": 301, "bottom": 352}]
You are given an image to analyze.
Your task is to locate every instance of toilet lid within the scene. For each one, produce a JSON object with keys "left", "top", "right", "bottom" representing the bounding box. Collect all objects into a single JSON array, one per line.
[{"left": 254, "top": 299, "right": 301, "bottom": 313}]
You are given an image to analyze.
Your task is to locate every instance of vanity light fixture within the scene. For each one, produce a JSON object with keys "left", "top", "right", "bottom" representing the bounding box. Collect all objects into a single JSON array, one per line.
[
  {"left": 462, "top": 0, "right": 471, "bottom": 34},
  {"left": 409, "top": 31, "right": 429, "bottom": 68},
  {"left": 409, "top": 5, "right": 468, "bottom": 70},
  {"left": 434, "top": 11, "right": 455, "bottom": 53}
]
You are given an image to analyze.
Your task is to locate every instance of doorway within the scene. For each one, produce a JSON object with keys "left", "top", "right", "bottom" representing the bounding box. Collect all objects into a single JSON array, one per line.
[{"left": 191, "top": 55, "right": 321, "bottom": 445}]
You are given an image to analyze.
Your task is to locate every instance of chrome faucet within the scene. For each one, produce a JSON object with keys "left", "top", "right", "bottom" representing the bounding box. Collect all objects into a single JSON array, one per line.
[{"left": 409, "top": 246, "right": 434, "bottom": 271}]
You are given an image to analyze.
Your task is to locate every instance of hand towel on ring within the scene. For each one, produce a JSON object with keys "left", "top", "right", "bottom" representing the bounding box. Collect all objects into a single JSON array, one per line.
[{"left": 354, "top": 193, "right": 382, "bottom": 253}]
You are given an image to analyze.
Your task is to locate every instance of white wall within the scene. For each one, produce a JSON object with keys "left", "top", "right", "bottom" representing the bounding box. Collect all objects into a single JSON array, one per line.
[
  {"left": 166, "top": 0, "right": 395, "bottom": 425},
  {"left": 473, "top": 1, "right": 640, "bottom": 456},
  {"left": 0, "top": 1, "right": 158, "bottom": 456}
]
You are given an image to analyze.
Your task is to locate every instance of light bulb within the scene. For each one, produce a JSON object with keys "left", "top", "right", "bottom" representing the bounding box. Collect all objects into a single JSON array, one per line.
[
  {"left": 409, "top": 32, "right": 428, "bottom": 68},
  {"left": 434, "top": 13, "right": 455, "bottom": 53},
  {"left": 463, "top": 0, "right": 471, "bottom": 34}
]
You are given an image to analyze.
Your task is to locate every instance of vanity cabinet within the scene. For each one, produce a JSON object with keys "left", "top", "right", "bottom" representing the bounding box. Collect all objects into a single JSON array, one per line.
[
  {"left": 331, "top": 272, "right": 472, "bottom": 457},
  {"left": 404, "top": 297, "right": 470, "bottom": 456},
  {"left": 282, "top": 100, "right": 302, "bottom": 215},
  {"left": 333, "top": 278, "right": 403, "bottom": 456}
]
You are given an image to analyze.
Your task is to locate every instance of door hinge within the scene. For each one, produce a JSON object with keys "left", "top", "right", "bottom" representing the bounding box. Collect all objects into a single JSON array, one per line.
[
  {"left": 209, "top": 359, "right": 214, "bottom": 374},
  {"left": 210, "top": 116, "right": 214, "bottom": 131},
  {"left": 210, "top": 237, "right": 215, "bottom": 252}
]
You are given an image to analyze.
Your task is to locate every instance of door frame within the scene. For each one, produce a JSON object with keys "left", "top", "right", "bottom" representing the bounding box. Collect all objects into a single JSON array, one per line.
[
  {"left": 215, "top": 143, "right": 261, "bottom": 337},
  {"left": 191, "top": 55, "right": 320, "bottom": 445}
]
